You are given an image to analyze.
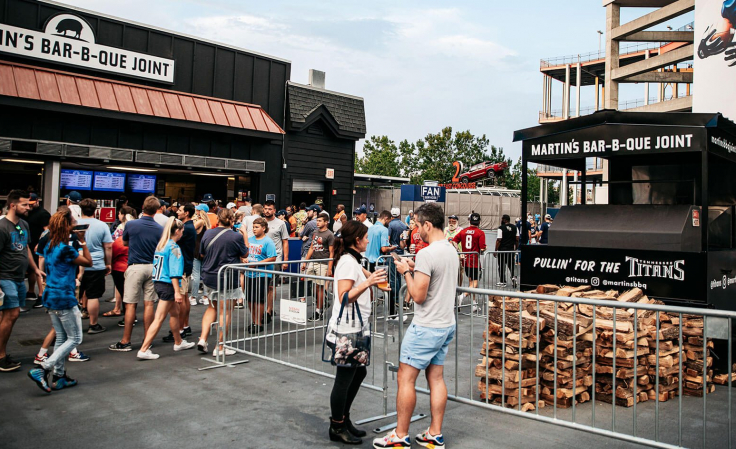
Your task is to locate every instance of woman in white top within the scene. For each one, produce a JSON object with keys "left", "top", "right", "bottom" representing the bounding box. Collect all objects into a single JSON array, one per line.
[{"left": 328, "top": 220, "right": 387, "bottom": 445}]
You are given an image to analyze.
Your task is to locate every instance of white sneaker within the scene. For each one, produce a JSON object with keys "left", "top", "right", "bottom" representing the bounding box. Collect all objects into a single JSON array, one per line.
[
  {"left": 197, "top": 340, "right": 208, "bottom": 353},
  {"left": 495, "top": 282, "right": 507, "bottom": 287},
  {"left": 471, "top": 303, "right": 479, "bottom": 313},
  {"left": 402, "top": 314, "right": 408, "bottom": 323},
  {"left": 212, "top": 347, "right": 236, "bottom": 357},
  {"left": 174, "top": 340, "right": 195, "bottom": 351},
  {"left": 199, "top": 296, "right": 209, "bottom": 306},
  {"left": 457, "top": 293, "right": 468, "bottom": 304},
  {"left": 137, "top": 349, "right": 160, "bottom": 360},
  {"left": 188, "top": 296, "right": 197, "bottom": 306}
]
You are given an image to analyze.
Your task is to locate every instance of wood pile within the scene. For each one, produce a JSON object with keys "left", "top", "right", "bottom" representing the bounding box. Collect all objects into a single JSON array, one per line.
[
  {"left": 475, "top": 285, "right": 715, "bottom": 410},
  {"left": 714, "top": 364, "right": 736, "bottom": 386}
]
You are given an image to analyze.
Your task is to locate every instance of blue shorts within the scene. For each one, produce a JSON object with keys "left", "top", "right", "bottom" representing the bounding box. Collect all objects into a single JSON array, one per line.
[
  {"left": 400, "top": 323, "right": 456, "bottom": 370},
  {"left": 0, "top": 279, "right": 27, "bottom": 311}
]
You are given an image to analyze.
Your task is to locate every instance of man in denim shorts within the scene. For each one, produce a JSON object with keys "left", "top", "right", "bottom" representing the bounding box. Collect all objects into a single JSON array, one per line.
[
  {"left": 0, "top": 190, "right": 45, "bottom": 371},
  {"left": 374, "top": 203, "right": 459, "bottom": 449}
]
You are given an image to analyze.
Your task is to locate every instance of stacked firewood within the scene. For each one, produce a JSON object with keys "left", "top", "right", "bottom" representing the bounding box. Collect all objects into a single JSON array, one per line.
[
  {"left": 476, "top": 296, "right": 546, "bottom": 412},
  {"left": 714, "top": 364, "right": 736, "bottom": 385},
  {"left": 475, "top": 285, "right": 715, "bottom": 410}
]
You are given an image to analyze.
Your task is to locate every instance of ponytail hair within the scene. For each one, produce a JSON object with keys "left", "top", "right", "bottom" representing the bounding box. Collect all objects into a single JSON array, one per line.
[
  {"left": 156, "top": 216, "right": 184, "bottom": 252},
  {"left": 332, "top": 220, "right": 368, "bottom": 268}
]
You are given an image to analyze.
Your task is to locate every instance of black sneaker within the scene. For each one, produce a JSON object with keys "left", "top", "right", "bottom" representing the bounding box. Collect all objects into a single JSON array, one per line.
[
  {"left": 117, "top": 318, "right": 138, "bottom": 327},
  {"left": 182, "top": 327, "right": 192, "bottom": 338},
  {"left": 162, "top": 331, "right": 176, "bottom": 343},
  {"left": 19, "top": 306, "right": 30, "bottom": 314},
  {"left": 108, "top": 341, "right": 132, "bottom": 352},
  {"left": 32, "top": 299, "right": 45, "bottom": 309},
  {"left": 87, "top": 324, "right": 106, "bottom": 334},
  {"left": 26, "top": 292, "right": 38, "bottom": 300},
  {"left": 307, "top": 311, "right": 322, "bottom": 322},
  {"left": 0, "top": 355, "right": 21, "bottom": 372},
  {"left": 249, "top": 324, "right": 264, "bottom": 334},
  {"left": 266, "top": 312, "right": 273, "bottom": 324}
]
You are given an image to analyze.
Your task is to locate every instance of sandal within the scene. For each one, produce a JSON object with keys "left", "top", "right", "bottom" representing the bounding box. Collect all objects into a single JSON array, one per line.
[{"left": 102, "top": 310, "right": 122, "bottom": 317}]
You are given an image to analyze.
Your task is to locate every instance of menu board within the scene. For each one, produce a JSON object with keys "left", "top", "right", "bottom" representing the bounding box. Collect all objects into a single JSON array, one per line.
[
  {"left": 128, "top": 174, "right": 156, "bottom": 193},
  {"left": 93, "top": 172, "right": 126, "bottom": 192},
  {"left": 60, "top": 169, "right": 93, "bottom": 190}
]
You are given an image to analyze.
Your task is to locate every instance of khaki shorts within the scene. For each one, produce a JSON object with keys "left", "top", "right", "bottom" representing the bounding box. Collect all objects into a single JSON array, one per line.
[
  {"left": 123, "top": 264, "right": 157, "bottom": 304},
  {"left": 305, "top": 262, "right": 330, "bottom": 286},
  {"left": 181, "top": 275, "right": 191, "bottom": 296}
]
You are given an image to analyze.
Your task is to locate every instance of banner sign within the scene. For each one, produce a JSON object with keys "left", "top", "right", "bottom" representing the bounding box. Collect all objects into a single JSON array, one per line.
[
  {"left": 523, "top": 125, "right": 705, "bottom": 161},
  {"left": 521, "top": 245, "right": 707, "bottom": 303},
  {"left": 400, "top": 185, "right": 446, "bottom": 203},
  {"left": 280, "top": 298, "right": 307, "bottom": 325},
  {"left": 694, "top": 0, "right": 736, "bottom": 120},
  {"left": 0, "top": 14, "right": 175, "bottom": 83}
]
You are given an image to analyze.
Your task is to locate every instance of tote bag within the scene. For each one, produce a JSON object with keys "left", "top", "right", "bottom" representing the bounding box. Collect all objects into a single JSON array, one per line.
[{"left": 322, "top": 292, "right": 371, "bottom": 367}]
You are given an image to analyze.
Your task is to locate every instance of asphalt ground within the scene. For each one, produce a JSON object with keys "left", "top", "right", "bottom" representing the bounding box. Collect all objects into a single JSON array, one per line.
[{"left": 1, "top": 275, "right": 731, "bottom": 448}]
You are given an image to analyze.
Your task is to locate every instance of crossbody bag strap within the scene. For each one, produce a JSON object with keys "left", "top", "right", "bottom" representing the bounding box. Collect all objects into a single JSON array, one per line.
[{"left": 205, "top": 228, "right": 230, "bottom": 253}]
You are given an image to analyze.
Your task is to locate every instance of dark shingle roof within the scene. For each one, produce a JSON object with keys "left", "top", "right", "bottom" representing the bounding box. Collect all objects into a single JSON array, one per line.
[{"left": 287, "top": 82, "right": 366, "bottom": 137}]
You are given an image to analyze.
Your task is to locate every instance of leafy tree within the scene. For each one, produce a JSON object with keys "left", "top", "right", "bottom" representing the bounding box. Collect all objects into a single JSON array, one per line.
[{"left": 355, "top": 136, "right": 401, "bottom": 177}]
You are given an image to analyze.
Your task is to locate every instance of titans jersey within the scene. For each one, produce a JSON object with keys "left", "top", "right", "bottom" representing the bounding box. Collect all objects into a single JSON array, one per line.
[{"left": 152, "top": 239, "right": 184, "bottom": 283}]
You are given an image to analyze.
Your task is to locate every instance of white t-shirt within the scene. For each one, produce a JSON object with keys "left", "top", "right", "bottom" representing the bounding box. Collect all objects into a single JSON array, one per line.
[
  {"left": 363, "top": 219, "right": 373, "bottom": 228},
  {"left": 244, "top": 214, "right": 260, "bottom": 240},
  {"left": 154, "top": 213, "right": 169, "bottom": 227},
  {"left": 330, "top": 254, "right": 371, "bottom": 333},
  {"left": 69, "top": 204, "right": 82, "bottom": 221},
  {"left": 413, "top": 239, "right": 459, "bottom": 328}
]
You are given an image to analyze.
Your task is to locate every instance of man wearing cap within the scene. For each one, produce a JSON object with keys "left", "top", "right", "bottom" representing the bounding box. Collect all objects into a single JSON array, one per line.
[
  {"left": 299, "top": 205, "right": 321, "bottom": 259},
  {"left": 387, "top": 208, "right": 409, "bottom": 318},
  {"left": 538, "top": 214, "right": 552, "bottom": 245},
  {"left": 202, "top": 194, "right": 218, "bottom": 228},
  {"left": 495, "top": 214, "right": 519, "bottom": 288},
  {"left": 354, "top": 206, "right": 372, "bottom": 229},
  {"left": 453, "top": 213, "right": 486, "bottom": 310},
  {"left": 444, "top": 214, "right": 463, "bottom": 250},
  {"left": 64, "top": 191, "right": 83, "bottom": 221},
  {"left": 154, "top": 200, "right": 169, "bottom": 227},
  {"left": 26, "top": 193, "right": 50, "bottom": 304}
]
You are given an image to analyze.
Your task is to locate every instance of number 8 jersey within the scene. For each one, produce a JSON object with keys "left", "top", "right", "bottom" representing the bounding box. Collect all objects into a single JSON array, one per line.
[
  {"left": 452, "top": 225, "right": 486, "bottom": 268},
  {"left": 152, "top": 239, "right": 184, "bottom": 283}
]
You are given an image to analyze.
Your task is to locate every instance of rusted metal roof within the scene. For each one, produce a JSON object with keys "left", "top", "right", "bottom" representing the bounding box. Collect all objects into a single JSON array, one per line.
[{"left": 0, "top": 61, "right": 284, "bottom": 135}]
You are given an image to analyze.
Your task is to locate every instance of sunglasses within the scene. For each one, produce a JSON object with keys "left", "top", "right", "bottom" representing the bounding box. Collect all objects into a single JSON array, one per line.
[{"left": 14, "top": 224, "right": 24, "bottom": 236}]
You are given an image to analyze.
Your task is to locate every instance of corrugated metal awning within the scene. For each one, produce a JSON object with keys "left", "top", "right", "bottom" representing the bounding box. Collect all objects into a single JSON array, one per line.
[{"left": 0, "top": 61, "right": 285, "bottom": 136}]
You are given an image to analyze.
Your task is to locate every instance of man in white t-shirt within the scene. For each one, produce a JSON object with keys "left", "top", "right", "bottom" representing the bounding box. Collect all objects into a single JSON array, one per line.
[
  {"left": 64, "top": 191, "right": 83, "bottom": 221},
  {"left": 353, "top": 206, "right": 372, "bottom": 228},
  {"left": 374, "top": 203, "right": 458, "bottom": 449}
]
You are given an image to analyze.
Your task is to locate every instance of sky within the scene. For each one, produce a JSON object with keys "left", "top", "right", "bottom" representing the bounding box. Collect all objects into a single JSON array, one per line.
[{"left": 60, "top": 0, "right": 693, "bottom": 162}]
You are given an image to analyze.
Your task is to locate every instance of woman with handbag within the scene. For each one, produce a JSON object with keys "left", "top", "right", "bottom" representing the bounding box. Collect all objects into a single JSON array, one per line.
[{"left": 327, "top": 220, "right": 388, "bottom": 445}]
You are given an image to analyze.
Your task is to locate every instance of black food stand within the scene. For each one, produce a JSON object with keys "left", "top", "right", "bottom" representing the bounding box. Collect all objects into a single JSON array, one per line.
[{"left": 513, "top": 110, "right": 736, "bottom": 311}]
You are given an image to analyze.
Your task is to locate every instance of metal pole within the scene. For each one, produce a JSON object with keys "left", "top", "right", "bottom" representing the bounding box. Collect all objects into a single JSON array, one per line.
[{"left": 576, "top": 60, "right": 581, "bottom": 117}]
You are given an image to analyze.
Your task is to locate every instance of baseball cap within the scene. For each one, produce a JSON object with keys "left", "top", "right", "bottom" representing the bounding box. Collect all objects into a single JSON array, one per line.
[
  {"left": 159, "top": 199, "right": 170, "bottom": 208},
  {"left": 469, "top": 212, "right": 481, "bottom": 224},
  {"left": 226, "top": 202, "right": 236, "bottom": 209},
  {"left": 202, "top": 193, "right": 215, "bottom": 202},
  {"left": 29, "top": 193, "right": 40, "bottom": 205},
  {"left": 390, "top": 207, "right": 400, "bottom": 217},
  {"left": 244, "top": 196, "right": 252, "bottom": 203},
  {"left": 354, "top": 206, "right": 367, "bottom": 215},
  {"left": 315, "top": 198, "right": 324, "bottom": 205},
  {"left": 307, "top": 204, "right": 321, "bottom": 212},
  {"left": 448, "top": 214, "right": 458, "bottom": 220},
  {"left": 195, "top": 204, "right": 209, "bottom": 213},
  {"left": 65, "top": 191, "right": 82, "bottom": 204},
  {"left": 276, "top": 209, "right": 287, "bottom": 217},
  {"left": 545, "top": 213, "right": 552, "bottom": 219},
  {"left": 318, "top": 211, "right": 330, "bottom": 220}
]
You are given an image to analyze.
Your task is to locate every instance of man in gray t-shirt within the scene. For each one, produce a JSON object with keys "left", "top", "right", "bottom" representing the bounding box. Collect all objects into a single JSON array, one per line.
[
  {"left": 262, "top": 201, "right": 289, "bottom": 320},
  {"left": 382, "top": 203, "right": 458, "bottom": 447}
]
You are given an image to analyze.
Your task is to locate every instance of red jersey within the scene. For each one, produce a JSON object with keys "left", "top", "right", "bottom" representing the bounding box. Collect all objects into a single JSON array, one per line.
[
  {"left": 410, "top": 228, "right": 429, "bottom": 253},
  {"left": 453, "top": 226, "right": 486, "bottom": 267}
]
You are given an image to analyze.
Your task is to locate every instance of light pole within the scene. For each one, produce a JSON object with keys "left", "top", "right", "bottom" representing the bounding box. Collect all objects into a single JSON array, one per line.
[{"left": 597, "top": 30, "right": 604, "bottom": 57}]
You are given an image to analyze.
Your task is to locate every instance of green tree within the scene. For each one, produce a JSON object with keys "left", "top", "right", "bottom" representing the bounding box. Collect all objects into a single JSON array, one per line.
[
  {"left": 400, "top": 127, "right": 511, "bottom": 185},
  {"left": 355, "top": 135, "right": 401, "bottom": 177}
]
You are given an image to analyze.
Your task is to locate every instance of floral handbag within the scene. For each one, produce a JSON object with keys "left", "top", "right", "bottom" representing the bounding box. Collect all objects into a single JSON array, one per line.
[{"left": 322, "top": 292, "right": 371, "bottom": 367}]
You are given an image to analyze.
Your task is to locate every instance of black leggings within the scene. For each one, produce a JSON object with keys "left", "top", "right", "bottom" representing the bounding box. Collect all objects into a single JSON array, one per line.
[{"left": 330, "top": 366, "right": 367, "bottom": 420}]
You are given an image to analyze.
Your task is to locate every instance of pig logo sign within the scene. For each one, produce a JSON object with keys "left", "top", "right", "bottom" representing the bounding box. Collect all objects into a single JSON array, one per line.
[{"left": 46, "top": 14, "right": 94, "bottom": 43}]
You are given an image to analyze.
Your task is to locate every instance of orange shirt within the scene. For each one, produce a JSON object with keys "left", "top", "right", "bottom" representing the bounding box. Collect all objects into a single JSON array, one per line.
[{"left": 207, "top": 212, "right": 218, "bottom": 229}]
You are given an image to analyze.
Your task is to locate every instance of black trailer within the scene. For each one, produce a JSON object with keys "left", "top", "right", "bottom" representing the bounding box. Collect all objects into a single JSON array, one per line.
[{"left": 513, "top": 110, "right": 736, "bottom": 310}]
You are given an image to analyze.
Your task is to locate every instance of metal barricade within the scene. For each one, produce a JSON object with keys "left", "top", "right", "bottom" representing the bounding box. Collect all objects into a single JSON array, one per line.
[{"left": 429, "top": 286, "right": 736, "bottom": 449}]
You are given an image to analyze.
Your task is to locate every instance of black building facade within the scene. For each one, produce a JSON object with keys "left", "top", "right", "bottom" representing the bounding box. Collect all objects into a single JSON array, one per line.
[{"left": 0, "top": 0, "right": 365, "bottom": 213}]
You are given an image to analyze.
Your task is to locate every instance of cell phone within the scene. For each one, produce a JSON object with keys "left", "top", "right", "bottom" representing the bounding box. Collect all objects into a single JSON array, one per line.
[
  {"left": 72, "top": 224, "right": 89, "bottom": 231},
  {"left": 391, "top": 252, "right": 401, "bottom": 261}
]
